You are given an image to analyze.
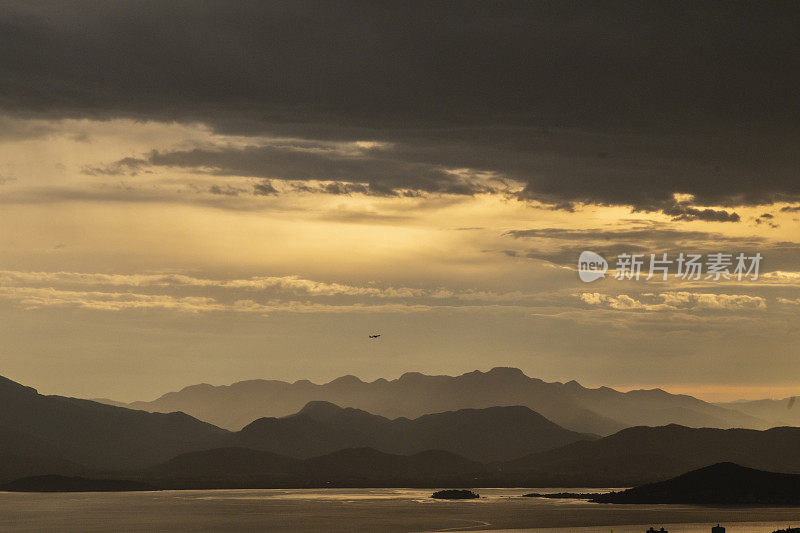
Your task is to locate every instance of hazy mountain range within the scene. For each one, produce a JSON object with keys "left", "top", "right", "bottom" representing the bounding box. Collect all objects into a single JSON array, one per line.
[
  {"left": 235, "top": 400, "right": 596, "bottom": 461},
  {"left": 109, "top": 367, "right": 768, "bottom": 434},
  {"left": 0, "top": 372, "right": 590, "bottom": 481},
  {"left": 3, "top": 371, "right": 800, "bottom": 488},
  {"left": 715, "top": 397, "right": 800, "bottom": 428}
]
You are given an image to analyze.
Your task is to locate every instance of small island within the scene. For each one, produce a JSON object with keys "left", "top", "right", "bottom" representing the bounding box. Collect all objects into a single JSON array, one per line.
[
  {"left": 773, "top": 529, "right": 800, "bottom": 533},
  {"left": 523, "top": 492, "right": 598, "bottom": 499},
  {"left": 431, "top": 489, "right": 480, "bottom": 499}
]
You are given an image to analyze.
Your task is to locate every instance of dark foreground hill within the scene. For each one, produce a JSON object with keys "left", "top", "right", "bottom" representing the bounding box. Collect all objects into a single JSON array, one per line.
[
  {"left": 0, "top": 375, "right": 227, "bottom": 482},
  {"left": 9, "top": 428, "right": 800, "bottom": 490},
  {"left": 0, "top": 447, "right": 482, "bottom": 491},
  {"left": 125, "top": 430, "right": 800, "bottom": 488},
  {"left": 143, "top": 447, "right": 484, "bottom": 489},
  {"left": 495, "top": 424, "right": 800, "bottom": 486},
  {"left": 120, "top": 367, "right": 762, "bottom": 434},
  {"left": 594, "top": 463, "right": 800, "bottom": 504},
  {"left": 149, "top": 447, "right": 302, "bottom": 479},
  {"left": 3, "top": 447, "right": 485, "bottom": 490}
]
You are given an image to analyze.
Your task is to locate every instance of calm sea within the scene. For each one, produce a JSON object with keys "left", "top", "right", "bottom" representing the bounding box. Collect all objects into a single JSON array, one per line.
[{"left": 1, "top": 487, "right": 798, "bottom": 532}]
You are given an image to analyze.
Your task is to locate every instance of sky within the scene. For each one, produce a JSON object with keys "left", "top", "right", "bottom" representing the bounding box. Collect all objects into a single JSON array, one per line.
[{"left": 0, "top": 1, "right": 799, "bottom": 402}]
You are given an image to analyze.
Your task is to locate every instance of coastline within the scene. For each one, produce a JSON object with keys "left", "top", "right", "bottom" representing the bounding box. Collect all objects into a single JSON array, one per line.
[{"left": 2, "top": 488, "right": 799, "bottom": 533}]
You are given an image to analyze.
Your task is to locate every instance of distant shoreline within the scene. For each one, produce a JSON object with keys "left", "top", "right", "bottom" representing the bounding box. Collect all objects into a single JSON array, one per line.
[{"left": 2, "top": 488, "right": 800, "bottom": 533}]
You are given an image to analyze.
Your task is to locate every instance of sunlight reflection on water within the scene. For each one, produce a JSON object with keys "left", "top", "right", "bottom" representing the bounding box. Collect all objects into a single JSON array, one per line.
[{"left": 2, "top": 488, "right": 798, "bottom": 533}]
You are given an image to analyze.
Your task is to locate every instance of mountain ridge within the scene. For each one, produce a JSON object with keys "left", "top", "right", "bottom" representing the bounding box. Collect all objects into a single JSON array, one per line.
[
  {"left": 4, "top": 371, "right": 797, "bottom": 488},
  {"left": 115, "top": 367, "right": 765, "bottom": 434},
  {"left": 0, "top": 372, "right": 595, "bottom": 480},
  {"left": 234, "top": 400, "right": 597, "bottom": 461},
  {"left": 496, "top": 423, "right": 800, "bottom": 486},
  {"left": 716, "top": 397, "right": 800, "bottom": 428}
]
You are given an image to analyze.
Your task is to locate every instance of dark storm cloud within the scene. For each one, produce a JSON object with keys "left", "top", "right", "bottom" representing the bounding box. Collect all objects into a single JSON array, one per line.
[
  {"left": 660, "top": 204, "right": 740, "bottom": 223},
  {"left": 83, "top": 157, "right": 146, "bottom": 177},
  {"left": 0, "top": 116, "right": 56, "bottom": 141},
  {"left": 252, "top": 179, "right": 278, "bottom": 196},
  {"left": 2, "top": 1, "right": 800, "bottom": 207},
  {"left": 320, "top": 182, "right": 370, "bottom": 196},
  {"left": 755, "top": 212, "right": 779, "bottom": 228},
  {"left": 100, "top": 144, "right": 496, "bottom": 196},
  {"left": 208, "top": 184, "right": 242, "bottom": 196},
  {"left": 505, "top": 227, "right": 763, "bottom": 244}
]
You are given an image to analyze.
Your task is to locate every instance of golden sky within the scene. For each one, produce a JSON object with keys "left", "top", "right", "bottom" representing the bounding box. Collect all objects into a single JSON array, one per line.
[
  {"left": 0, "top": 116, "right": 797, "bottom": 402},
  {"left": 1, "top": 3, "right": 799, "bottom": 402}
]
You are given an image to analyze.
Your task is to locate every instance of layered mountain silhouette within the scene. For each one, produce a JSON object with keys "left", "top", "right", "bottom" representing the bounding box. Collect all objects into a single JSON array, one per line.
[
  {"left": 115, "top": 367, "right": 764, "bottom": 434},
  {"left": 4, "top": 371, "right": 800, "bottom": 489},
  {"left": 233, "top": 401, "right": 596, "bottom": 461},
  {"left": 716, "top": 397, "right": 800, "bottom": 428},
  {"left": 0, "top": 373, "right": 590, "bottom": 481},
  {"left": 594, "top": 462, "right": 800, "bottom": 504},
  {"left": 497, "top": 424, "right": 800, "bottom": 486}
]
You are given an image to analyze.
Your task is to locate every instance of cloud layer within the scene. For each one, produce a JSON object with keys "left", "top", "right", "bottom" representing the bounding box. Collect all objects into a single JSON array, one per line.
[{"left": 2, "top": 2, "right": 800, "bottom": 209}]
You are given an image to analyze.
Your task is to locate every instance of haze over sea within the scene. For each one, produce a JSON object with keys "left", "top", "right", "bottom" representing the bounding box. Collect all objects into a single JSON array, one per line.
[{"left": 2, "top": 488, "right": 799, "bottom": 532}]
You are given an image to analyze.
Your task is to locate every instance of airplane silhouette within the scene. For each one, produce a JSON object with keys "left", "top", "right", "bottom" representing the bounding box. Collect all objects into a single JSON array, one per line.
[{"left": 368, "top": 334, "right": 381, "bottom": 339}]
